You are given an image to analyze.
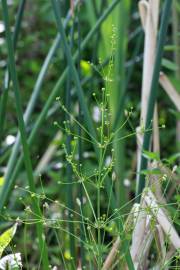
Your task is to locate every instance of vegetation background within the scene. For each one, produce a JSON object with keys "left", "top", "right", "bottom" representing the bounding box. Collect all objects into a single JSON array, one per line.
[{"left": 0, "top": 0, "right": 179, "bottom": 269}]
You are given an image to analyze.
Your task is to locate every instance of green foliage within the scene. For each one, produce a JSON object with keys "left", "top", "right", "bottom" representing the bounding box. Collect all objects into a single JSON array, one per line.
[
  {"left": 0, "top": 0, "right": 179, "bottom": 269},
  {"left": 0, "top": 224, "right": 17, "bottom": 258}
]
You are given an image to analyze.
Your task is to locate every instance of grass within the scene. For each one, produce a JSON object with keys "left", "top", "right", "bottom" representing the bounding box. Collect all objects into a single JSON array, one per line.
[
  {"left": 0, "top": 0, "right": 26, "bottom": 142},
  {"left": 51, "top": 1, "right": 134, "bottom": 268},
  {"left": 0, "top": 0, "right": 123, "bottom": 212},
  {"left": 1, "top": 0, "right": 49, "bottom": 268},
  {"left": 0, "top": 0, "right": 179, "bottom": 269}
]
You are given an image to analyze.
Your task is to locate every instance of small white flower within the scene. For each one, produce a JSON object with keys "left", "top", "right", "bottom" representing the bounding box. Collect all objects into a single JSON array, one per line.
[
  {"left": 172, "top": 165, "right": 177, "bottom": 173},
  {"left": 112, "top": 171, "right": 116, "bottom": 181},
  {"left": 123, "top": 178, "right": 131, "bottom": 187},
  {"left": 76, "top": 198, "right": 81, "bottom": 206},
  {"left": 105, "top": 156, "right": 111, "bottom": 167},
  {"left": 0, "top": 22, "right": 5, "bottom": 33},
  {"left": 0, "top": 253, "right": 22, "bottom": 269},
  {"left": 5, "top": 135, "right": 16, "bottom": 146},
  {"left": 53, "top": 162, "right": 63, "bottom": 169},
  {"left": 93, "top": 106, "right": 101, "bottom": 123}
]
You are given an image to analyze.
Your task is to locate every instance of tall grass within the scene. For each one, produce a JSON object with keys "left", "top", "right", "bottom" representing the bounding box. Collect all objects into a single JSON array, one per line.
[
  {"left": 1, "top": 0, "right": 49, "bottom": 268},
  {"left": 51, "top": 1, "right": 134, "bottom": 268},
  {"left": 0, "top": 0, "right": 179, "bottom": 269},
  {"left": 0, "top": 0, "right": 26, "bottom": 141},
  {"left": 0, "top": 0, "right": 123, "bottom": 212}
]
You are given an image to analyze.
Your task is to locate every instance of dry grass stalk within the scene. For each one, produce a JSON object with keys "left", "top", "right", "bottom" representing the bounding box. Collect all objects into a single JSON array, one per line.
[
  {"left": 102, "top": 237, "right": 120, "bottom": 270},
  {"left": 130, "top": 199, "right": 147, "bottom": 264},
  {"left": 153, "top": 103, "right": 160, "bottom": 154},
  {"left": 102, "top": 204, "right": 140, "bottom": 270},
  {"left": 35, "top": 131, "right": 62, "bottom": 175},
  {"left": 164, "top": 245, "right": 176, "bottom": 267},
  {"left": 159, "top": 72, "right": 180, "bottom": 111},
  {"left": 103, "top": 187, "right": 180, "bottom": 269},
  {"left": 144, "top": 188, "right": 180, "bottom": 249},
  {"left": 150, "top": 103, "right": 165, "bottom": 202},
  {"left": 138, "top": 0, "right": 160, "bottom": 123},
  {"left": 137, "top": 219, "right": 154, "bottom": 269},
  {"left": 155, "top": 224, "right": 166, "bottom": 264},
  {"left": 130, "top": 188, "right": 180, "bottom": 268}
]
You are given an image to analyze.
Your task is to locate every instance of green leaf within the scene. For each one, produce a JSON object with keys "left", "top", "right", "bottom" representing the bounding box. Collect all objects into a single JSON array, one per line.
[
  {"left": 175, "top": 194, "right": 180, "bottom": 203},
  {"left": 169, "top": 109, "right": 180, "bottom": 120},
  {"left": 142, "top": 150, "right": 160, "bottom": 161},
  {"left": 0, "top": 224, "right": 17, "bottom": 258},
  {"left": 141, "top": 168, "right": 161, "bottom": 175},
  {"left": 162, "top": 58, "right": 178, "bottom": 71},
  {"left": 168, "top": 77, "right": 180, "bottom": 93},
  {"left": 0, "top": 253, "right": 22, "bottom": 269},
  {"left": 164, "top": 45, "right": 180, "bottom": 52},
  {"left": 166, "top": 153, "right": 180, "bottom": 164}
]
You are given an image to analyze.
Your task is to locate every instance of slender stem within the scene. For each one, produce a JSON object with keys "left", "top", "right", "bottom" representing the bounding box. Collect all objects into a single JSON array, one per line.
[
  {"left": 112, "top": 30, "right": 143, "bottom": 131},
  {"left": 51, "top": 0, "right": 98, "bottom": 155},
  {"left": 1, "top": 1, "right": 49, "bottom": 269},
  {"left": 4, "top": 5, "right": 74, "bottom": 187},
  {"left": 136, "top": 0, "right": 172, "bottom": 200},
  {"left": 97, "top": 186, "right": 101, "bottom": 270},
  {"left": 77, "top": 6, "right": 86, "bottom": 267},
  {"left": 65, "top": 19, "right": 76, "bottom": 266},
  {"left": 0, "top": 0, "right": 26, "bottom": 142},
  {"left": 113, "top": 0, "right": 130, "bottom": 209},
  {"left": 172, "top": 0, "right": 180, "bottom": 153}
]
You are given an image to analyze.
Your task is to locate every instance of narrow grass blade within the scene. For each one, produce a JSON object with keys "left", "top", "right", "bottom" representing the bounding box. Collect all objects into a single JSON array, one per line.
[
  {"left": 172, "top": 0, "right": 180, "bottom": 151},
  {"left": 77, "top": 8, "right": 86, "bottom": 267},
  {"left": 113, "top": 0, "right": 130, "bottom": 208},
  {"left": 0, "top": 0, "right": 26, "bottom": 141},
  {"left": 65, "top": 20, "right": 76, "bottom": 264},
  {"left": 112, "top": 30, "right": 143, "bottom": 131},
  {"left": 159, "top": 72, "right": 180, "bottom": 111},
  {"left": 85, "top": 0, "right": 97, "bottom": 27},
  {"left": 51, "top": 0, "right": 98, "bottom": 153},
  {"left": 1, "top": 1, "right": 49, "bottom": 268},
  {"left": 4, "top": 6, "right": 74, "bottom": 188}
]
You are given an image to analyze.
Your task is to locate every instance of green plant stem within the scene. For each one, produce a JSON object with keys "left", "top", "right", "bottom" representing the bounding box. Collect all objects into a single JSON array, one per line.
[
  {"left": 85, "top": 0, "right": 97, "bottom": 27},
  {"left": 1, "top": 1, "right": 49, "bottom": 269},
  {"left": 51, "top": 0, "right": 98, "bottom": 154},
  {"left": 136, "top": 0, "right": 172, "bottom": 200},
  {"left": 77, "top": 7, "right": 86, "bottom": 267},
  {"left": 172, "top": 0, "right": 180, "bottom": 153},
  {"left": 97, "top": 186, "right": 101, "bottom": 270},
  {"left": 0, "top": 0, "right": 26, "bottom": 142},
  {"left": 172, "top": 0, "right": 180, "bottom": 79},
  {"left": 113, "top": 0, "right": 130, "bottom": 209},
  {"left": 112, "top": 30, "right": 143, "bottom": 131},
  {"left": 4, "top": 7, "right": 73, "bottom": 187},
  {"left": 65, "top": 20, "right": 76, "bottom": 265}
]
